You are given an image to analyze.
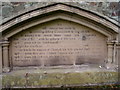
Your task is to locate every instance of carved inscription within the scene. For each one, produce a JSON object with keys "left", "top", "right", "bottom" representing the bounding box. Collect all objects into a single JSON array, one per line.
[{"left": 10, "top": 20, "right": 107, "bottom": 66}]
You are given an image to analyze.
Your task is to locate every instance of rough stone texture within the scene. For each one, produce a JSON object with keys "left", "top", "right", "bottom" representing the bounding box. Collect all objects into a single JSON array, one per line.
[
  {"left": 2, "top": 5, "right": 13, "bottom": 19},
  {"left": 1, "top": 3, "right": 118, "bottom": 34},
  {"left": 0, "top": 2, "right": 118, "bottom": 71},
  {"left": 1, "top": 2, "right": 119, "bottom": 22},
  {"left": 0, "top": 2, "right": 119, "bottom": 88},
  {"left": 13, "top": 4, "right": 25, "bottom": 13},
  {"left": 2, "top": 67, "right": 118, "bottom": 88}
]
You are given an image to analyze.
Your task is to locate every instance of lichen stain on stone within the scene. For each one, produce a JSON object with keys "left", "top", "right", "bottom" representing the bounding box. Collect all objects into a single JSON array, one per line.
[{"left": 2, "top": 72, "right": 118, "bottom": 88}]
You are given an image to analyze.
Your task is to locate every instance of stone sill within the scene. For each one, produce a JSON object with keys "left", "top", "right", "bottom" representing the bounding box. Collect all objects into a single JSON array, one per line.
[{"left": 1, "top": 66, "right": 119, "bottom": 88}]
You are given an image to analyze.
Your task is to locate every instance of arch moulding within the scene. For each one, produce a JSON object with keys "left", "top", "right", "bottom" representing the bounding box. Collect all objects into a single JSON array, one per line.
[{"left": 0, "top": 3, "right": 119, "bottom": 72}]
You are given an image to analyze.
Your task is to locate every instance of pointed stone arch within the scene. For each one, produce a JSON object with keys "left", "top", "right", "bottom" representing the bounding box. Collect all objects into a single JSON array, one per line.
[{"left": 0, "top": 3, "right": 119, "bottom": 72}]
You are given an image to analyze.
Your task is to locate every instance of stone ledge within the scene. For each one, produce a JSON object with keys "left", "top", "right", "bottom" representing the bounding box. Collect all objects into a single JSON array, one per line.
[{"left": 1, "top": 67, "right": 119, "bottom": 88}]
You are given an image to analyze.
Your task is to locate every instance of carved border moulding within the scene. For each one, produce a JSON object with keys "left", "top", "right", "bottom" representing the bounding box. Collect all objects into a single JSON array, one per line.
[
  {"left": 1, "top": 3, "right": 119, "bottom": 34},
  {"left": 30, "top": 10, "right": 40, "bottom": 17},
  {"left": 21, "top": 14, "right": 30, "bottom": 21},
  {"left": 0, "top": 3, "right": 119, "bottom": 71}
]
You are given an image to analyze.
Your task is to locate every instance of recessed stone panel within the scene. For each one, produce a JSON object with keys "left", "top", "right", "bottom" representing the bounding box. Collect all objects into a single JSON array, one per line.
[{"left": 10, "top": 20, "right": 107, "bottom": 67}]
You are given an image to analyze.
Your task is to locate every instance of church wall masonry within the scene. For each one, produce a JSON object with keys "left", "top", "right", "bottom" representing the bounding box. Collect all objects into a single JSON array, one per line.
[{"left": 0, "top": 3, "right": 119, "bottom": 72}]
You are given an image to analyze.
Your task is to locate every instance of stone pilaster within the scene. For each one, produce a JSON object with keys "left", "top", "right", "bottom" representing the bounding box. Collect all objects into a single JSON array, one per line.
[
  {"left": 2, "top": 41, "right": 10, "bottom": 72},
  {"left": 105, "top": 42, "right": 118, "bottom": 69},
  {"left": 117, "top": 43, "right": 120, "bottom": 64},
  {"left": 107, "top": 42, "right": 114, "bottom": 63},
  {"left": 113, "top": 41, "right": 117, "bottom": 64}
]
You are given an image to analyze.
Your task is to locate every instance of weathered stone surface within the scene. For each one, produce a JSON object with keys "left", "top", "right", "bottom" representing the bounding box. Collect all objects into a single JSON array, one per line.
[
  {"left": 1, "top": 2, "right": 119, "bottom": 22},
  {"left": 0, "top": 2, "right": 119, "bottom": 88},
  {"left": 13, "top": 4, "right": 24, "bottom": 13},
  {"left": 10, "top": 20, "right": 107, "bottom": 67},
  {"left": 0, "top": 2, "right": 118, "bottom": 71},
  {"left": 2, "top": 67, "right": 118, "bottom": 88},
  {"left": 2, "top": 5, "right": 13, "bottom": 18},
  {"left": 0, "top": 44, "right": 2, "bottom": 74}
]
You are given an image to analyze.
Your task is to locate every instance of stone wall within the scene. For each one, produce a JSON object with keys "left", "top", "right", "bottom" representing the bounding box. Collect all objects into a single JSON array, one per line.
[{"left": 0, "top": 3, "right": 119, "bottom": 72}]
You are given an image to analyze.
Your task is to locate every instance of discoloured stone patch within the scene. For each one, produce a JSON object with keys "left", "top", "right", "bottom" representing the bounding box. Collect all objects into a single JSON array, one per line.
[{"left": 2, "top": 68, "right": 118, "bottom": 88}]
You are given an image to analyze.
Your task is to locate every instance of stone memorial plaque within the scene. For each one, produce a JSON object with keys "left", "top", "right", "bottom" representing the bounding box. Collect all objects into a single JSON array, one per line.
[{"left": 10, "top": 20, "right": 107, "bottom": 67}]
